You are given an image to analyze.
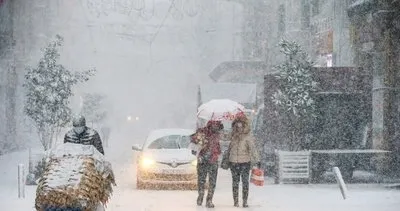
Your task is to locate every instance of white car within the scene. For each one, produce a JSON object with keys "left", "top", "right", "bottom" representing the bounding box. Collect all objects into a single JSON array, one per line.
[{"left": 132, "top": 128, "right": 198, "bottom": 189}]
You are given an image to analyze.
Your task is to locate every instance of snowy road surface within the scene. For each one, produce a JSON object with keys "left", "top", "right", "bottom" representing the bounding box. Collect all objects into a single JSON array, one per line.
[
  {"left": 107, "top": 162, "right": 400, "bottom": 211},
  {"left": 1, "top": 144, "right": 400, "bottom": 211}
]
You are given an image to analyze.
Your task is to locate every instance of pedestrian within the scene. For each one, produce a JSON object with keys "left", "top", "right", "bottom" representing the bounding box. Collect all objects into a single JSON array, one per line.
[
  {"left": 191, "top": 120, "right": 223, "bottom": 208},
  {"left": 64, "top": 115, "right": 105, "bottom": 155},
  {"left": 229, "top": 114, "right": 260, "bottom": 207}
]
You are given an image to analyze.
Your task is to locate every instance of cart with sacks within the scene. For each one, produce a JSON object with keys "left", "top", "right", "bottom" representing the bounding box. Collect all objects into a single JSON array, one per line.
[{"left": 35, "top": 143, "right": 116, "bottom": 211}]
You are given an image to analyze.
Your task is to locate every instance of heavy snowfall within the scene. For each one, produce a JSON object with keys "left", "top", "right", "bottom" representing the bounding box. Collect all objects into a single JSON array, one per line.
[{"left": 1, "top": 0, "right": 400, "bottom": 210}]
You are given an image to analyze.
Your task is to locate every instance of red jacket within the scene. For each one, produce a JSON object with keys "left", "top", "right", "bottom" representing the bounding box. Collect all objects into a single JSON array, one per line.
[
  {"left": 200, "top": 132, "right": 221, "bottom": 163},
  {"left": 191, "top": 121, "right": 222, "bottom": 164}
]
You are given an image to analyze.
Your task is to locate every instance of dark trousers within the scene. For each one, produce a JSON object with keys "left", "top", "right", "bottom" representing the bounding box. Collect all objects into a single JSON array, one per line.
[
  {"left": 230, "top": 162, "right": 251, "bottom": 203},
  {"left": 197, "top": 162, "right": 218, "bottom": 202}
]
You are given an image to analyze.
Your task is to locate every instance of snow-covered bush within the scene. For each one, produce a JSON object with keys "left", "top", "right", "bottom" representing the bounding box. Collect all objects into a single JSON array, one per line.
[
  {"left": 24, "top": 35, "right": 96, "bottom": 150},
  {"left": 271, "top": 39, "right": 318, "bottom": 150}
]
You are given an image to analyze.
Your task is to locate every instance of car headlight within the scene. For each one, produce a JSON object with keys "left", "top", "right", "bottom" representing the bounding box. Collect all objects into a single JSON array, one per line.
[
  {"left": 191, "top": 159, "right": 197, "bottom": 166},
  {"left": 140, "top": 157, "right": 155, "bottom": 168}
]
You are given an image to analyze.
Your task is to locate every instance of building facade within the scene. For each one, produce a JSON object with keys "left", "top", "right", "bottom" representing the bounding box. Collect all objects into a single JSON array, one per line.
[
  {"left": 348, "top": 0, "right": 400, "bottom": 155},
  {"left": 241, "top": 0, "right": 354, "bottom": 69}
]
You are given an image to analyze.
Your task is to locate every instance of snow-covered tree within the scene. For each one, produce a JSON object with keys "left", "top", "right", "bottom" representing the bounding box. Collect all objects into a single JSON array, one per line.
[
  {"left": 24, "top": 35, "right": 96, "bottom": 150},
  {"left": 271, "top": 39, "right": 318, "bottom": 150},
  {"left": 81, "top": 93, "right": 108, "bottom": 127}
]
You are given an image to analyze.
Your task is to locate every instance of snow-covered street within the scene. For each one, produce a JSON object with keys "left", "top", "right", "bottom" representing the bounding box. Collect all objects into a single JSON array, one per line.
[
  {"left": 0, "top": 142, "right": 400, "bottom": 211},
  {"left": 108, "top": 165, "right": 400, "bottom": 211},
  {"left": 2, "top": 138, "right": 399, "bottom": 211},
  {"left": 107, "top": 157, "right": 400, "bottom": 211}
]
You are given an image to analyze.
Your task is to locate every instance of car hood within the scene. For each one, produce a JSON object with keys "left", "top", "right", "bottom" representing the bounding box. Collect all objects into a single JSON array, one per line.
[{"left": 142, "top": 149, "right": 196, "bottom": 163}]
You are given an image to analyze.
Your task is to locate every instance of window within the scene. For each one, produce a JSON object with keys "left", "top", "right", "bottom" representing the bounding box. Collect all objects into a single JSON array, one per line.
[{"left": 147, "top": 135, "right": 180, "bottom": 149}]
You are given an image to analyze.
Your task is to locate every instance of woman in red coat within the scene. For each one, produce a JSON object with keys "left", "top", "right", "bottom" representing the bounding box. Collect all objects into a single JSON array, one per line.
[{"left": 191, "top": 120, "right": 223, "bottom": 208}]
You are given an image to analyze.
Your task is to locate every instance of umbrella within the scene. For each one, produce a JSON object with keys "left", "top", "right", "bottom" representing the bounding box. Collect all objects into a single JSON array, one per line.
[{"left": 197, "top": 99, "right": 245, "bottom": 121}]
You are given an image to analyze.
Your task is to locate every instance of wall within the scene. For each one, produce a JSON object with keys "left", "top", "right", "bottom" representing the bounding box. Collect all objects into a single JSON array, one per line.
[
  {"left": 263, "top": 67, "right": 372, "bottom": 150},
  {"left": 348, "top": 1, "right": 400, "bottom": 153}
]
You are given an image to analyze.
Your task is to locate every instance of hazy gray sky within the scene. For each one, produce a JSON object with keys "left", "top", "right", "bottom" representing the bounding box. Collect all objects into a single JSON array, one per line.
[{"left": 46, "top": 0, "right": 243, "bottom": 139}]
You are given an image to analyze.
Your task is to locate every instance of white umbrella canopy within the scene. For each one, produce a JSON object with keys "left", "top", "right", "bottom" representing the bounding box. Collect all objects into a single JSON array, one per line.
[{"left": 197, "top": 99, "right": 245, "bottom": 121}]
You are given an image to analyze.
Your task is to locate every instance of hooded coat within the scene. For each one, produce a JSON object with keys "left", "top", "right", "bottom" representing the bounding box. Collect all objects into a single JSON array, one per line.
[{"left": 228, "top": 116, "right": 260, "bottom": 164}]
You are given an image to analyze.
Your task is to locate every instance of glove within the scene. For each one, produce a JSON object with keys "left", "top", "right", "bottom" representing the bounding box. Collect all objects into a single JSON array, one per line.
[
  {"left": 253, "top": 162, "right": 261, "bottom": 169},
  {"left": 191, "top": 150, "right": 197, "bottom": 156}
]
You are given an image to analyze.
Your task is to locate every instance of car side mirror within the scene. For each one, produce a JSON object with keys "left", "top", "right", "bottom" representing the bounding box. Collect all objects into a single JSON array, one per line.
[{"left": 132, "top": 144, "right": 142, "bottom": 151}]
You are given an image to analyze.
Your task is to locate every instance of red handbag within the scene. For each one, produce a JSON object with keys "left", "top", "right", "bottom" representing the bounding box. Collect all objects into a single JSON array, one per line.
[{"left": 250, "top": 167, "right": 264, "bottom": 186}]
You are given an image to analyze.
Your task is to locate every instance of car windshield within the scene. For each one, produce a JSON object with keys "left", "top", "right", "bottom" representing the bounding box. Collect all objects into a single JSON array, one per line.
[
  {"left": 178, "top": 136, "right": 191, "bottom": 148},
  {"left": 147, "top": 135, "right": 180, "bottom": 149},
  {"left": 147, "top": 135, "right": 188, "bottom": 149}
]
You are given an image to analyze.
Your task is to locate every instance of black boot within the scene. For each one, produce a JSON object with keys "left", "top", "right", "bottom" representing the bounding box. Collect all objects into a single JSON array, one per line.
[
  {"left": 206, "top": 200, "right": 215, "bottom": 208},
  {"left": 242, "top": 186, "right": 249, "bottom": 208},
  {"left": 197, "top": 192, "right": 204, "bottom": 206},
  {"left": 233, "top": 186, "right": 239, "bottom": 207},
  {"left": 206, "top": 194, "right": 215, "bottom": 208},
  {"left": 206, "top": 163, "right": 218, "bottom": 208},
  {"left": 197, "top": 166, "right": 205, "bottom": 206}
]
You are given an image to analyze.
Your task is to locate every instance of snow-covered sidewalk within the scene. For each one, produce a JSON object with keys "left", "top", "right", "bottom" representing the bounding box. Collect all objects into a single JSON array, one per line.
[{"left": 0, "top": 149, "right": 37, "bottom": 210}]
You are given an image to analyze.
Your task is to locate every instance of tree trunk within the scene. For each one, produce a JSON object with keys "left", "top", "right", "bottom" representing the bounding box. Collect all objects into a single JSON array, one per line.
[
  {"left": 38, "top": 126, "right": 52, "bottom": 151},
  {"left": 37, "top": 128, "right": 47, "bottom": 151}
]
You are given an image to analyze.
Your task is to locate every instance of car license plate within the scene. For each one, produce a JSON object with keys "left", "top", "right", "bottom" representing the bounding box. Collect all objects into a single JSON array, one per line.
[{"left": 161, "top": 169, "right": 185, "bottom": 174}]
